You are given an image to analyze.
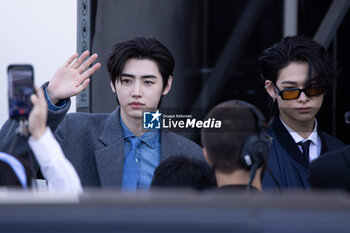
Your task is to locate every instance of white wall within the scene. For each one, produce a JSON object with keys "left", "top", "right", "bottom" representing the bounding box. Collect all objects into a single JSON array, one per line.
[{"left": 0, "top": 0, "right": 77, "bottom": 126}]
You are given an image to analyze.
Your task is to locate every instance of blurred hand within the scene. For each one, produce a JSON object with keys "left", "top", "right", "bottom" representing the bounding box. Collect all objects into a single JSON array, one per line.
[
  {"left": 28, "top": 87, "right": 48, "bottom": 140},
  {"left": 47, "top": 51, "right": 101, "bottom": 104}
]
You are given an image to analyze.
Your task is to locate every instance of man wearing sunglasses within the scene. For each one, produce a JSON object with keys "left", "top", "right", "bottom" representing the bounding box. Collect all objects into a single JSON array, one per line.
[{"left": 259, "top": 35, "right": 345, "bottom": 189}]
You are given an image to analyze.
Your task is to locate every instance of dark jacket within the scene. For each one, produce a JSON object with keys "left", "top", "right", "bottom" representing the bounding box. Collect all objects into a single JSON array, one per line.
[
  {"left": 262, "top": 117, "right": 345, "bottom": 190},
  {"left": 308, "top": 145, "right": 350, "bottom": 191}
]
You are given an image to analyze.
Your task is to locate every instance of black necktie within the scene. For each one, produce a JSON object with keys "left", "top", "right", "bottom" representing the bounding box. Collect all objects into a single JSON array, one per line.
[{"left": 298, "top": 140, "right": 311, "bottom": 166}]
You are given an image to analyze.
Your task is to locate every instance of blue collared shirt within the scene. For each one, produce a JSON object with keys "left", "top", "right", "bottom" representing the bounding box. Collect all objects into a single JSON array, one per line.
[{"left": 120, "top": 117, "right": 160, "bottom": 191}]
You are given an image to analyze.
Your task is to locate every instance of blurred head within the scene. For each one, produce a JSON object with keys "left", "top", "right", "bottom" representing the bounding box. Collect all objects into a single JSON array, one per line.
[
  {"left": 259, "top": 36, "right": 336, "bottom": 120},
  {"left": 201, "top": 100, "right": 259, "bottom": 174},
  {"left": 151, "top": 155, "right": 216, "bottom": 191},
  {"left": 0, "top": 161, "right": 22, "bottom": 187},
  {"left": 0, "top": 154, "right": 31, "bottom": 189}
]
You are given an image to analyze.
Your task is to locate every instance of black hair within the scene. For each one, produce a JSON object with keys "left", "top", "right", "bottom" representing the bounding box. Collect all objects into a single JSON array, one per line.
[
  {"left": 201, "top": 100, "right": 258, "bottom": 174},
  {"left": 0, "top": 156, "right": 31, "bottom": 188},
  {"left": 151, "top": 155, "right": 216, "bottom": 191},
  {"left": 259, "top": 35, "right": 336, "bottom": 87},
  {"left": 107, "top": 37, "right": 175, "bottom": 90}
]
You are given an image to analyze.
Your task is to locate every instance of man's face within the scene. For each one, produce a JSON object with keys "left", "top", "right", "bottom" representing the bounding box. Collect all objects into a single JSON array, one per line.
[
  {"left": 265, "top": 61, "right": 324, "bottom": 127},
  {"left": 111, "top": 58, "right": 172, "bottom": 121}
]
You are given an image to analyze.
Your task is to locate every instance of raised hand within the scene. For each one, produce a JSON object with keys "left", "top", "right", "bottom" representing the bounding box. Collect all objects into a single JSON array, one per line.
[{"left": 46, "top": 51, "right": 101, "bottom": 105}]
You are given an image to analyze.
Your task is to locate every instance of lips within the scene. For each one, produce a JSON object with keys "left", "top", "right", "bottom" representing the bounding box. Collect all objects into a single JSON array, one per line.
[
  {"left": 129, "top": 102, "right": 144, "bottom": 109},
  {"left": 296, "top": 107, "right": 312, "bottom": 113}
]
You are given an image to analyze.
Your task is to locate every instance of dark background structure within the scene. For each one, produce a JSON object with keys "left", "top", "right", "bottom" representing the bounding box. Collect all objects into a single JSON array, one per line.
[{"left": 77, "top": 0, "right": 350, "bottom": 144}]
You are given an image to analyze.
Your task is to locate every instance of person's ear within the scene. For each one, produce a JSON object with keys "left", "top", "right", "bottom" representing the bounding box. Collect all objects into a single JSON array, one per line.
[
  {"left": 110, "top": 81, "right": 116, "bottom": 93},
  {"left": 203, "top": 148, "right": 212, "bottom": 166},
  {"left": 162, "top": 76, "right": 173, "bottom": 95},
  {"left": 265, "top": 80, "right": 277, "bottom": 100}
]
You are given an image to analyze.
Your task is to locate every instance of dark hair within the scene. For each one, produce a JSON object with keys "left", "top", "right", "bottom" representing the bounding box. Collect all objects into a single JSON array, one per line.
[
  {"left": 0, "top": 161, "right": 22, "bottom": 187},
  {"left": 107, "top": 37, "right": 175, "bottom": 90},
  {"left": 151, "top": 155, "right": 216, "bottom": 191},
  {"left": 259, "top": 35, "right": 336, "bottom": 87},
  {"left": 0, "top": 156, "right": 31, "bottom": 188},
  {"left": 201, "top": 100, "right": 258, "bottom": 173}
]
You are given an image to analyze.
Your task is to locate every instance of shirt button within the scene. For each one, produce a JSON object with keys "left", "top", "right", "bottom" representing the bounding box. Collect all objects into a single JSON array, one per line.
[{"left": 136, "top": 159, "right": 139, "bottom": 163}]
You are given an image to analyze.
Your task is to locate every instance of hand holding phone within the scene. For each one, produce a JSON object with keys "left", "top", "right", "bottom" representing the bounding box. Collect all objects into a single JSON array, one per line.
[
  {"left": 8, "top": 64, "right": 35, "bottom": 120},
  {"left": 28, "top": 87, "right": 47, "bottom": 139}
]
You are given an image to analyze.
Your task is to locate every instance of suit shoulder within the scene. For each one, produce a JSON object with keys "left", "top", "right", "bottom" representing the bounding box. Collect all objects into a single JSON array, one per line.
[
  {"left": 321, "top": 132, "right": 346, "bottom": 149},
  {"left": 61, "top": 112, "right": 110, "bottom": 133},
  {"left": 164, "top": 131, "right": 204, "bottom": 157},
  {"left": 65, "top": 112, "right": 109, "bottom": 124},
  {"left": 167, "top": 131, "right": 201, "bottom": 147},
  {"left": 315, "top": 145, "right": 350, "bottom": 164}
]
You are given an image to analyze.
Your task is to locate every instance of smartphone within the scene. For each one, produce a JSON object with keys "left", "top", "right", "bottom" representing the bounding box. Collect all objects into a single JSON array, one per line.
[{"left": 7, "top": 64, "right": 35, "bottom": 120}]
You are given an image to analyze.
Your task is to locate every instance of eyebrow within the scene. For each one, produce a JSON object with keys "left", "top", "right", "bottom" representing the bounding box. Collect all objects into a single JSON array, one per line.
[
  {"left": 280, "top": 81, "right": 297, "bottom": 85},
  {"left": 120, "top": 73, "right": 157, "bottom": 79}
]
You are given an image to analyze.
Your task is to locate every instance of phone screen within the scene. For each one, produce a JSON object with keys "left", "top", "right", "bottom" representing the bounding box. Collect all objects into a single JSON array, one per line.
[{"left": 8, "top": 65, "right": 34, "bottom": 120}]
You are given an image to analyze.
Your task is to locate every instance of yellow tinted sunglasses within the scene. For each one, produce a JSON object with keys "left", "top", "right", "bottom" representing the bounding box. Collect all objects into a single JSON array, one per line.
[{"left": 273, "top": 84, "right": 325, "bottom": 100}]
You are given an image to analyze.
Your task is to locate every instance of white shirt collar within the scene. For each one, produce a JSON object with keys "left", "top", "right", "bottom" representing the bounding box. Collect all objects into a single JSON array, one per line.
[{"left": 279, "top": 117, "right": 319, "bottom": 146}]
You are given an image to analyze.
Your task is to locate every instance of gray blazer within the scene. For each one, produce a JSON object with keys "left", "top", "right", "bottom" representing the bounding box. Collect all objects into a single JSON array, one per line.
[
  {"left": 0, "top": 101, "right": 204, "bottom": 188},
  {"left": 0, "top": 90, "right": 204, "bottom": 188},
  {"left": 51, "top": 105, "right": 204, "bottom": 188}
]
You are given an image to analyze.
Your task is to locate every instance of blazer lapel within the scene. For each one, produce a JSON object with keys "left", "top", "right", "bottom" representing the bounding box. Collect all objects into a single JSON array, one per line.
[
  {"left": 318, "top": 130, "right": 329, "bottom": 155},
  {"left": 270, "top": 117, "right": 309, "bottom": 169},
  {"left": 94, "top": 107, "right": 125, "bottom": 187}
]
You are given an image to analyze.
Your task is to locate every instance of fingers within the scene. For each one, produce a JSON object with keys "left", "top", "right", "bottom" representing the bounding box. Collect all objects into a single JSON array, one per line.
[
  {"left": 75, "top": 78, "right": 91, "bottom": 95},
  {"left": 30, "top": 86, "right": 40, "bottom": 105},
  {"left": 81, "top": 62, "right": 101, "bottom": 80},
  {"left": 71, "top": 50, "right": 90, "bottom": 69},
  {"left": 31, "top": 87, "right": 47, "bottom": 107},
  {"left": 64, "top": 53, "right": 79, "bottom": 67},
  {"left": 35, "top": 86, "right": 45, "bottom": 98},
  {"left": 77, "top": 53, "right": 99, "bottom": 73},
  {"left": 30, "top": 93, "right": 38, "bottom": 105}
]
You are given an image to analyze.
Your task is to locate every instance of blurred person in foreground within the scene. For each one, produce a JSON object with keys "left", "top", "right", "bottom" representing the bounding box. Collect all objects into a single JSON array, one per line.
[
  {"left": 201, "top": 100, "right": 270, "bottom": 192},
  {"left": 151, "top": 155, "right": 216, "bottom": 191},
  {"left": 0, "top": 87, "right": 82, "bottom": 192}
]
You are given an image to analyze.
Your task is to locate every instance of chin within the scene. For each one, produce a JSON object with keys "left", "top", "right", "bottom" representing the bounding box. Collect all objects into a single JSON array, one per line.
[
  {"left": 124, "top": 109, "right": 141, "bottom": 118},
  {"left": 131, "top": 112, "right": 143, "bottom": 119},
  {"left": 293, "top": 114, "right": 315, "bottom": 123}
]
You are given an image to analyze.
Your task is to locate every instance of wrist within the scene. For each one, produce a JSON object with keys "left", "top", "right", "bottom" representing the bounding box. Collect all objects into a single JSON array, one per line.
[
  {"left": 46, "top": 84, "right": 59, "bottom": 105},
  {"left": 31, "top": 127, "right": 47, "bottom": 140}
]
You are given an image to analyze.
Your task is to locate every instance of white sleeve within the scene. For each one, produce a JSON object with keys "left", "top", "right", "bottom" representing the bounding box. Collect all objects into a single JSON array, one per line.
[{"left": 28, "top": 127, "right": 83, "bottom": 193}]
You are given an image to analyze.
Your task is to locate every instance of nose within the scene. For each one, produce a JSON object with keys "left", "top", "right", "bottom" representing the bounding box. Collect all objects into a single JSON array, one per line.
[
  {"left": 131, "top": 80, "right": 142, "bottom": 98},
  {"left": 297, "top": 90, "right": 309, "bottom": 103}
]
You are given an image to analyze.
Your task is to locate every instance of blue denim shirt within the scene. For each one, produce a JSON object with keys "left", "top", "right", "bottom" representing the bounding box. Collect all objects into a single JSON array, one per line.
[
  {"left": 44, "top": 87, "right": 67, "bottom": 111},
  {"left": 120, "top": 117, "right": 160, "bottom": 191}
]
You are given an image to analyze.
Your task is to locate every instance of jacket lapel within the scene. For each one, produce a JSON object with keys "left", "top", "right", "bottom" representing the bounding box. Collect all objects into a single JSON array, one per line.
[
  {"left": 94, "top": 107, "right": 125, "bottom": 187},
  {"left": 317, "top": 129, "right": 329, "bottom": 155},
  {"left": 270, "top": 117, "right": 309, "bottom": 169}
]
